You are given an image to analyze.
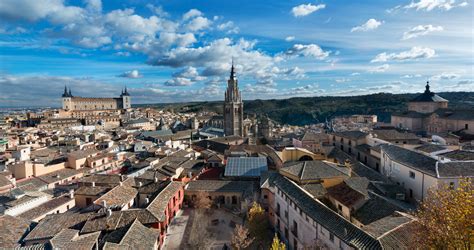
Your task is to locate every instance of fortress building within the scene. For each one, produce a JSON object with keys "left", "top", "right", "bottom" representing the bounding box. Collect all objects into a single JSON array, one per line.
[
  {"left": 223, "top": 63, "right": 244, "bottom": 137},
  {"left": 61, "top": 86, "right": 131, "bottom": 111}
]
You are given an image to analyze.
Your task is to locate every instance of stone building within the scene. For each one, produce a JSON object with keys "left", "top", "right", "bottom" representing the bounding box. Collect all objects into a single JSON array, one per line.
[
  {"left": 223, "top": 64, "right": 244, "bottom": 137},
  {"left": 391, "top": 82, "right": 474, "bottom": 135},
  {"left": 61, "top": 86, "right": 131, "bottom": 111}
]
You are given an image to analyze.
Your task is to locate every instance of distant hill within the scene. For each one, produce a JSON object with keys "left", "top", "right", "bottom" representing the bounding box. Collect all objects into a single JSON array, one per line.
[{"left": 134, "top": 92, "right": 474, "bottom": 126}]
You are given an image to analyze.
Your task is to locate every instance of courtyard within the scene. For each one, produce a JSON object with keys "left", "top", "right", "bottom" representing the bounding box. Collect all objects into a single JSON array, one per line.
[{"left": 162, "top": 208, "right": 245, "bottom": 250}]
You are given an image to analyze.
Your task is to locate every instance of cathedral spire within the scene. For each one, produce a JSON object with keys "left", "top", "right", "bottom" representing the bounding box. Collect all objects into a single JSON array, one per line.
[
  {"left": 229, "top": 59, "right": 235, "bottom": 80},
  {"left": 68, "top": 88, "right": 72, "bottom": 97}
]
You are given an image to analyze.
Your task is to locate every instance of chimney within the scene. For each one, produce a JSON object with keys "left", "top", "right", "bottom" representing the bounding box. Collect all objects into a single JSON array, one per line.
[
  {"left": 138, "top": 182, "right": 143, "bottom": 187},
  {"left": 91, "top": 182, "right": 95, "bottom": 187},
  {"left": 145, "top": 198, "right": 150, "bottom": 205},
  {"left": 69, "top": 189, "right": 74, "bottom": 199},
  {"left": 154, "top": 177, "right": 158, "bottom": 183},
  {"left": 106, "top": 208, "right": 112, "bottom": 217},
  {"left": 102, "top": 200, "right": 107, "bottom": 208}
]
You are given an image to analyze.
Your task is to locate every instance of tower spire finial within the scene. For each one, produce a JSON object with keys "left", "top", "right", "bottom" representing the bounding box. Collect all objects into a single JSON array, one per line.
[
  {"left": 425, "top": 80, "right": 430, "bottom": 93},
  {"left": 230, "top": 58, "right": 235, "bottom": 80}
]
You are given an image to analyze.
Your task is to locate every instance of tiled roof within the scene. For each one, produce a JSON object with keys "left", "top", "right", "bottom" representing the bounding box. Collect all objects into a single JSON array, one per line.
[
  {"left": 18, "top": 196, "right": 73, "bottom": 221},
  {"left": 103, "top": 219, "right": 158, "bottom": 250},
  {"left": 36, "top": 168, "right": 82, "bottom": 184},
  {"left": 363, "top": 212, "right": 413, "bottom": 238},
  {"left": 371, "top": 129, "right": 419, "bottom": 141},
  {"left": 137, "top": 180, "right": 170, "bottom": 195},
  {"left": 0, "top": 215, "right": 30, "bottom": 248},
  {"left": 94, "top": 184, "right": 137, "bottom": 208},
  {"left": 80, "top": 174, "right": 124, "bottom": 186},
  {"left": 24, "top": 212, "right": 93, "bottom": 242},
  {"left": 280, "top": 160, "right": 350, "bottom": 181},
  {"left": 50, "top": 229, "right": 100, "bottom": 250},
  {"left": 414, "top": 144, "right": 446, "bottom": 153},
  {"left": 381, "top": 144, "right": 438, "bottom": 176},
  {"left": 332, "top": 131, "right": 368, "bottom": 140},
  {"left": 327, "top": 182, "right": 366, "bottom": 208},
  {"left": 439, "top": 150, "right": 474, "bottom": 161},
  {"left": 410, "top": 86, "right": 448, "bottom": 102},
  {"left": 186, "top": 180, "right": 253, "bottom": 193},
  {"left": 273, "top": 175, "right": 382, "bottom": 249},
  {"left": 75, "top": 186, "right": 110, "bottom": 196},
  {"left": 437, "top": 161, "right": 474, "bottom": 178},
  {"left": 352, "top": 193, "right": 403, "bottom": 225},
  {"left": 80, "top": 209, "right": 159, "bottom": 234},
  {"left": 146, "top": 182, "right": 182, "bottom": 221},
  {"left": 301, "top": 183, "right": 326, "bottom": 198}
]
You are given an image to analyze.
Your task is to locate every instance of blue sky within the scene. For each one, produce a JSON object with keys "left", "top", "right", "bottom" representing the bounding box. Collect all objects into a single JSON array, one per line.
[{"left": 0, "top": 0, "right": 472, "bottom": 107}]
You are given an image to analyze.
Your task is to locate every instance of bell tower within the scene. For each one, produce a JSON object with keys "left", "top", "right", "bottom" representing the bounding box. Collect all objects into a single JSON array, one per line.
[{"left": 223, "top": 62, "right": 244, "bottom": 136}]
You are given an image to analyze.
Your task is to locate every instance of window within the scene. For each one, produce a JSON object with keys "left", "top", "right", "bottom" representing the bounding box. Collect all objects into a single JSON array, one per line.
[
  {"left": 263, "top": 195, "right": 268, "bottom": 199},
  {"left": 284, "top": 228, "right": 288, "bottom": 239},
  {"left": 465, "top": 124, "right": 469, "bottom": 130},
  {"left": 292, "top": 220, "right": 298, "bottom": 237},
  {"left": 409, "top": 188, "right": 413, "bottom": 198},
  {"left": 294, "top": 239, "right": 298, "bottom": 249},
  {"left": 449, "top": 182, "right": 455, "bottom": 189},
  {"left": 285, "top": 210, "right": 288, "bottom": 219},
  {"left": 409, "top": 171, "right": 415, "bottom": 179},
  {"left": 277, "top": 203, "right": 281, "bottom": 216},
  {"left": 338, "top": 204, "right": 343, "bottom": 211},
  {"left": 330, "top": 232, "right": 335, "bottom": 242}
]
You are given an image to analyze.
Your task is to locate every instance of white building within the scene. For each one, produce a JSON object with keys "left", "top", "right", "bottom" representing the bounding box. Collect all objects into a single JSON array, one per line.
[{"left": 380, "top": 144, "right": 474, "bottom": 202}]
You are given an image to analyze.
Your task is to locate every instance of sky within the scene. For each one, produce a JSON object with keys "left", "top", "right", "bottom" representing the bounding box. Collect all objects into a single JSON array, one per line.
[{"left": 0, "top": 0, "right": 473, "bottom": 107}]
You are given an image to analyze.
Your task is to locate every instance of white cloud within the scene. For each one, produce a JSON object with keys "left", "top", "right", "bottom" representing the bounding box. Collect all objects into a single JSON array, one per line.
[
  {"left": 85, "top": 0, "right": 102, "bottom": 12},
  {"left": 217, "top": 21, "right": 239, "bottom": 34},
  {"left": 0, "top": 0, "right": 64, "bottom": 22},
  {"left": 118, "top": 69, "right": 142, "bottom": 78},
  {"left": 185, "top": 16, "right": 212, "bottom": 31},
  {"left": 404, "top": 0, "right": 468, "bottom": 11},
  {"left": 430, "top": 72, "right": 460, "bottom": 80},
  {"left": 182, "top": 9, "right": 202, "bottom": 20},
  {"left": 164, "top": 77, "right": 193, "bottom": 86},
  {"left": 351, "top": 72, "right": 361, "bottom": 76},
  {"left": 371, "top": 47, "right": 436, "bottom": 62},
  {"left": 368, "top": 64, "right": 390, "bottom": 73},
  {"left": 351, "top": 19, "right": 382, "bottom": 32},
  {"left": 291, "top": 3, "right": 326, "bottom": 17},
  {"left": 335, "top": 78, "right": 350, "bottom": 83},
  {"left": 402, "top": 24, "right": 443, "bottom": 40},
  {"left": 285, "top": 36, "right": 295, "bottom": 42},
  {"left": 285, "top": 44, "right": 329, "bottom": 59},
  {"left": 401, "top": 74, "right": 422, "bottom": 78}
]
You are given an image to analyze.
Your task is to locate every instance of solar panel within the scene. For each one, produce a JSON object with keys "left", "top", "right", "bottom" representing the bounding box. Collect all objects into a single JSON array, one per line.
[{"left": 224, "top": 157, "right": 268, "bottom": 177}]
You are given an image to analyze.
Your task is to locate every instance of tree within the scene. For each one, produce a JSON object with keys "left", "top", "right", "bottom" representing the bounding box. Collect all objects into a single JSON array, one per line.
[
  {"left": 412, "top": 178, "right": 473, "bottom": 249},
  {"left": 270, "top": 234, "right": 286, "bottom": 250},
  {"left": 247, "top": 202, "right": 270, "bottom": 245},
  {"left": 231, "top": 224, "right": 254, "bottom": 250},
  {"left": 193, "top": 192, "right": 212, "bottom": 211}
]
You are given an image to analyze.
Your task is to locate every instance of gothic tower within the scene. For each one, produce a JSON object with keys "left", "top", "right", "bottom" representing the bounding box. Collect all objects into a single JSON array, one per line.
[{"left": 224, "top": 63, "right": 244, "bottom": 136}]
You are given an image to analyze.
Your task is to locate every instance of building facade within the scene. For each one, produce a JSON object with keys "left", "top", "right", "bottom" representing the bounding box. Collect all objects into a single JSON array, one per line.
[
  {"left": 61, "top": 86, "right": 131, "bottom": 111},
  {"left": 391, "top": 82, "right": 474, "bottom": 135},
  {"left": 223, "top": 64, "right": 244, "bottom": 137}
]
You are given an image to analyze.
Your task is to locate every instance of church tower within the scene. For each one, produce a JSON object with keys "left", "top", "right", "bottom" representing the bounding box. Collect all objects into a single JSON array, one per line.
[
  {"left": 62, "top": 86, "right": 73, "bottom": 110},
  {"left": 224, "top": 62, "right": 244, "bottom": 136},
  {"left": 120, "top": 86, "right": 131, "bottom": 109}
]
